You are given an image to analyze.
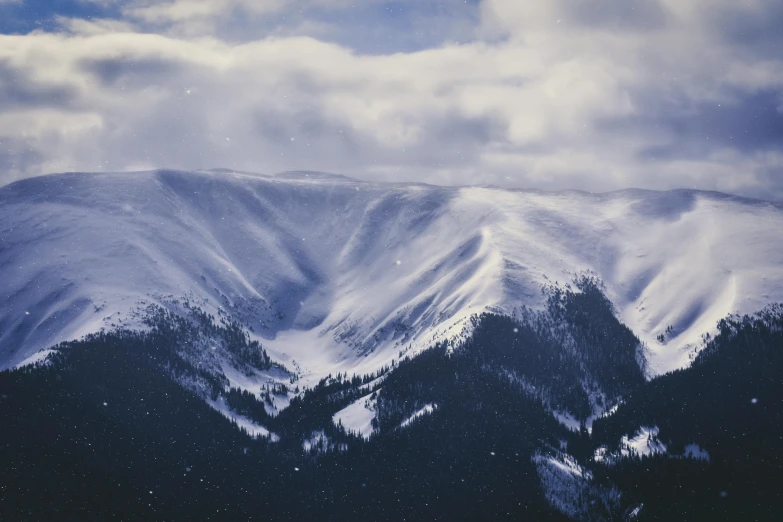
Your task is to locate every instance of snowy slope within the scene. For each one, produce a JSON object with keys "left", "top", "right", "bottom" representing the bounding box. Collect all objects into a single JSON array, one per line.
[
  {"left": 332, "top": 393, "right": 377, "bottom": 439},
  {"left": 2, "top": 169, "right": 782, "bottom": 380}
]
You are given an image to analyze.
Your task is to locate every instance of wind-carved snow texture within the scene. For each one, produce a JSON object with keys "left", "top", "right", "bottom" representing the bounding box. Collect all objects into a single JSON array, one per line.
[{"left": 2, "top": 169, "right": 783, "bottom": 384}]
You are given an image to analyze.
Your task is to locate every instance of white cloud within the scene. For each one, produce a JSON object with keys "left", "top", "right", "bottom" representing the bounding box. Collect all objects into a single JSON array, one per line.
[{"left": 0, "top": 0, "right": 782, "bottom": 200}]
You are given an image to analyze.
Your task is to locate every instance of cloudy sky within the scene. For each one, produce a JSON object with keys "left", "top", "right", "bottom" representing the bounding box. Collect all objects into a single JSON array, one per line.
[{"left": 1, "top": 0, "right": 782, "bottom": 199}]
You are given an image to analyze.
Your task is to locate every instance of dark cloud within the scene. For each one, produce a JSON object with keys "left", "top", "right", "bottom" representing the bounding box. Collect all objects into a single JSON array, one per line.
[
  {"left": 80, "top": 57, "right": 182, "bottom": 87},
  {"left": 567, "top": 0, "right": 669, "bottom": 31},
  {"left": 309, "top": 0, "right": 483, "bottom": 53},
  {"left": 0, "top": 61, "right": 76, "bottom": 109},
  {"left": 246, "top": 104, "right": 502, "bottom": 176},
  {"left": 707, "top": 3, "right": 783, "bottom": 58},
  {"left": 623, "top": 90, "right": 783, "bottom": 161}
]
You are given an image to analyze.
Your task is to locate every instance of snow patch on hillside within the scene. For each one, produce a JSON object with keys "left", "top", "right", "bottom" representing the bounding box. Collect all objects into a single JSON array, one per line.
[
  {"left": 595, "top": 426, "right": 669, "bottom": 464},
  {"left": 400, "top": 403, "right": 437, "bottom": 428},
  {"left": 621, "top": 426, "right": 667, "bottom": 457},
  {"left": 552, "top": 410, "right": 581, "bottom": 432},
  {"left": 333, "top": 393, "right": 377, "bottom": 439},
  {"left": 15, "top": 349, "right": 56, "bottom": 369},
  {"left": 683, "top": 443, "right": 710, "bottom": 461},
  {"left": 207, "top": 397, "right": 278, "bottom": 441},
  {"left": 533, "top": 450, "right": 621, "bottom": 519}
]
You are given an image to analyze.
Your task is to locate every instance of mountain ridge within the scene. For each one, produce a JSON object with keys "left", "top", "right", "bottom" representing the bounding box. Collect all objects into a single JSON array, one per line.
[{"left": 2, "top": 169, "right": 782, "bottom": 383}]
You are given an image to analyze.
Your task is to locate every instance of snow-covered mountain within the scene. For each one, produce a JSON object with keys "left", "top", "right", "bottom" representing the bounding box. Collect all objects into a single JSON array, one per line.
[{"left": 2, "top": 168, "right": 782, "bottom": 381}]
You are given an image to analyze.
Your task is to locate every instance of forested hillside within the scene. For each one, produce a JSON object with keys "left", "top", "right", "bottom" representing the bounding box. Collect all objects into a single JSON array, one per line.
[{"left": 2, "top": 282, "right": 782, "bottom": 521}]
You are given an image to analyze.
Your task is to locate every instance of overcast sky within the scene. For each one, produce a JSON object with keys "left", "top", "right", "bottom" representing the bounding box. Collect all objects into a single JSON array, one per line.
[{"left": 1, "top": 0, "right": 782, "bottom": 199}]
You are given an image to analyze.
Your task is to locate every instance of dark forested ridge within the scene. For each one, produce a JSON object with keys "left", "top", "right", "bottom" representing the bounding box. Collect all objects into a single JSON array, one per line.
[
  {"left": 588, "top": 305, "right": 783, "bottom": 521},
  {"left": 0, "top": 325, "right": 566, "bottom": 521},
  {"left": 1, "top": 281, "right": 782, "bottom": 521}
]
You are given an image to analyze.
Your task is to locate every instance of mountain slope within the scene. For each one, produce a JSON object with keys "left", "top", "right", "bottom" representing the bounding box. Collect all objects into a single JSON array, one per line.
[
  {"left": 586, "top": 305, "right": 783, "bottom": 521},
  {"left": 2, "top": 169, "right": 782, "bottom": 381},
  {"left": 3, "top": 285, "right": 781, "bottom": 521}
]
